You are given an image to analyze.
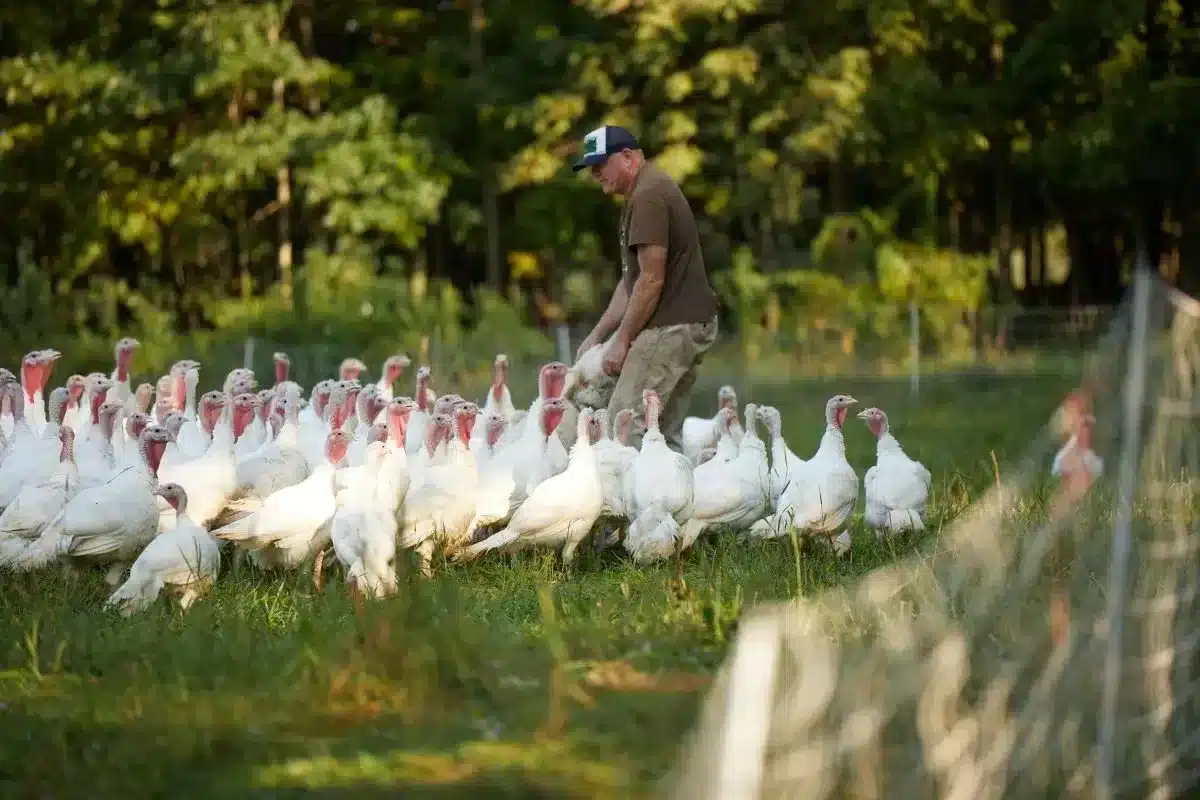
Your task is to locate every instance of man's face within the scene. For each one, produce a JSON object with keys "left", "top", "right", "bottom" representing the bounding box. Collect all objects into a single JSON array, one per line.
[{"left": 590, "top": 151, "right": 629, "bottom": 195}]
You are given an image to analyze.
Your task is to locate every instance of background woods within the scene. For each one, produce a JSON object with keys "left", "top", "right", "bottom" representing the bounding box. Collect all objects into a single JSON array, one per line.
[{"left": 1, "top": 0, "right": 1197, "bottom": 376}]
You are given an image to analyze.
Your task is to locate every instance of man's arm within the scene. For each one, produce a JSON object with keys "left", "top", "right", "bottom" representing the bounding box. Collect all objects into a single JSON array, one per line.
[
  {"left": 615, "top": 193, "right": 670, "bottom": 344},
  {"left": 614, "top": 244, "right": 665, "bottom": 344},
  {"left": 590, "top": 280, "right": 629, "bottom": 343}
]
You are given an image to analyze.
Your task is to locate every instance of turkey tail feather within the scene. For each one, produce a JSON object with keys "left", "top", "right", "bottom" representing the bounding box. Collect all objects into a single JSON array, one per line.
[{"left": 6, "top": 511, "right": 69, "bottom": 570}]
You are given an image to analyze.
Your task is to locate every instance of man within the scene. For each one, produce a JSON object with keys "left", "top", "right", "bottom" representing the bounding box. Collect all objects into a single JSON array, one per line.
[{"left": 572, "top": 124, "right": 719, "bottom": 451}]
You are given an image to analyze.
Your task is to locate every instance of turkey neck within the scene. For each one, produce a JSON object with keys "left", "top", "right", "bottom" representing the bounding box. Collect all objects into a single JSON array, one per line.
[
  {"left": 275, "top": 414, "right": 301, "bottom": 448},
  {"left": 876, "top": 431, "right": 902, "bottom": 456},
  {"left": 817, "top": 421, "right": 847, "bottom": 458},
  {"left": 770, "top": 432, "right": 790, "bottom": 464},
  {"left": 209, "top": 417, "right": 236, "bottom": 455}
]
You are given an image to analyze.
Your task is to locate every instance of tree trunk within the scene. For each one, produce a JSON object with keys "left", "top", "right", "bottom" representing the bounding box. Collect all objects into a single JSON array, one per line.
[
  {"left": 924, "top": 172, "right": 938, "bottom": 248},
  {"left": 294, "top": 0, "right": 320, "bottom": 321},
  {"left": 829, "top": 152, "right": 846, "bottom": 215},
  {"left": 989, "top": 144, "right": 1013, "bottom": 358},
  {"left": 268, "top": 18, "right": 293, "bottom": 311},
  {"left": 276, "top": 163, "right": 294, "bottom": 309},
  {"left": 1032, "top": 222, "right": 1044, "bottom": 293},
  {"left": 469, "top": 0, "right": 502, "bottom": 292},
  {"left": 228, "top": 85, "right": 249, "bottom": 298},
  {"left": 1065, "top": 212, "right": 1124, "bottom": 305}
]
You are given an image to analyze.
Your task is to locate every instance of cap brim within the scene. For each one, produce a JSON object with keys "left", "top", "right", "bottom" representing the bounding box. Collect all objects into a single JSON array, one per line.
[{"left": 572, "top": 153, "right": 609, "bottom": 172}]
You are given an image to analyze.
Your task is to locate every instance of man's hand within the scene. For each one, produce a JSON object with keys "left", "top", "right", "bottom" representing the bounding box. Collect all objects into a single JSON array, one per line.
[{"left": 601, "top": 336, "right": 630, "bottom": 377}]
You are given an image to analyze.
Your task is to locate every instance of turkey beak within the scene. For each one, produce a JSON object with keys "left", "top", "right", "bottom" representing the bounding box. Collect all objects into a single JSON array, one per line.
[
  {"left": 846, "top": 397, "right": 859, "bottom": 407},
  {"left": 856, "top": 409, "right": 870, "bottom": 420}
]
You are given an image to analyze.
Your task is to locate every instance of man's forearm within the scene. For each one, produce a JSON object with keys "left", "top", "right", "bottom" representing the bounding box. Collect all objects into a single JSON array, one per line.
[
  {"left": 591, "top": 285, "right": 628, "bottom": 342},
  {"left": 616, "top": 274, "right": 663, "bottom": 343}
]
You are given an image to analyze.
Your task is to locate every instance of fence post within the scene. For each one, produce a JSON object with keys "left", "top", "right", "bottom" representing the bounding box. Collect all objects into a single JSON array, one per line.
[
  {"left": 555, "top": 324, "right": 571, "bottom": 365},
  {"left": 243, "top": 337, "right": 255, "bottom": 371},
  {"left": 1095, "top": 265, "right": 1154, "bottom": 800},
  {"left": 431, "top": 328, "right": 441, "bottom": 376},
  {"left": 908, "top": 298, "right": 919, "bottom": 399}
]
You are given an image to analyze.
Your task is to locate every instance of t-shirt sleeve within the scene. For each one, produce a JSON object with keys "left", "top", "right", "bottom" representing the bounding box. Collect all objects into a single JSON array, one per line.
[{"left": 626, "top": 194, "right": 669, "bottom": 248}]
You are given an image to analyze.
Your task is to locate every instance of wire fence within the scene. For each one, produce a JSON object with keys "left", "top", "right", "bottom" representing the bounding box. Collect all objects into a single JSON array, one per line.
[
  {"left": 665, "top": 270, "right": 1200, "bottom": 799},
  {"left": 228, "top": 303, "right": 1117, "bottom": 402}
]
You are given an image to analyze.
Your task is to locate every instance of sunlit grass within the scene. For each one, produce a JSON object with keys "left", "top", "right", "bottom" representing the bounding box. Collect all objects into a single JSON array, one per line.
[{"left": 0, "top": 372, "right": 1077, "bottom": 797}]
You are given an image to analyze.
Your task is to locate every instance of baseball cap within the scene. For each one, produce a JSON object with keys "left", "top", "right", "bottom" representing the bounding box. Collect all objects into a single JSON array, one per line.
[{"left": 572, "top": 125, "right": 639, "bottom": 171}]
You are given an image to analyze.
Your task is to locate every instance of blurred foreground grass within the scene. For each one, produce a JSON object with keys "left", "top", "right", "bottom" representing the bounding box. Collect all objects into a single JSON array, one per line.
[{"left": 0, "top": 372, "right": 1076, "bottom": 797}]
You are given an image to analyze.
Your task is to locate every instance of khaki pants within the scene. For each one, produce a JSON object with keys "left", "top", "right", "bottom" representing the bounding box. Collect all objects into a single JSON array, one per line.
[{"left": 567, "top": 315, "right": 718, "bottom": 452}]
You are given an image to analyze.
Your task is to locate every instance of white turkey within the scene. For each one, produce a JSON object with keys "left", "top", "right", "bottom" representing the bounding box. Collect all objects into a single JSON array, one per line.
[
  {"left": 155, "top": 391, "right": 252, "bottom": 532},
  {"left": 0, "top": 379, "right": 66, "bottom": 509},
  {"left": 107, "top": 337, "right": 140, "bottom": 410},
  {"left": 377, "top": 396, "right": 414, "bottom": 512},
  {"left": 623, "top": 389, "right": 695, "bottom": 563},
  {"left": 0, "top": 425, "right": 79, "bottom": 563},
  {"left": 471, "top": 354, "right": 516, "bottom": 453},
  {"left": 11, "top": 424, "right": 171, "bottom": 586},
  {"left": 756, "top": 405, "right": 806, "bottom": 508},
  {"left": 62, "top": 373, "right": 87, "bottom": 433},
  {"left": 374, "top": 353, "right": 411, "bottom": 403},
  {"left": 330, "top": 441, "right": 400, "bottom": 600},
  {"left": 464, "top": 411, "right": 520, "bottom": 541},
  {"left": 271, "top": 352, "right": 290, "bottom": 387},
  {"left": 130, "top": 382, "right": 155, "bottom": 415},
  {"left": 504, "top": 361, "right": 568, "bottom": 446},
  {"left": 483, "top": 354, "right": 516, "bottom": 419},
  {"left": 114, "top": 410, "right": 152, "bottom": 470},
  {"left": 454, "top": 407, "right": 602, "bottom": 566},
  {"left": 680, "top": 403, "right": 771, "bottom": 548},
  {"left": 405, "top": 368, "right": 434, "bottom": 455},
  {"left": 105, "top": 482, "right": 221, "bottom": 616},
  {"left": 336, "top": 380, "right": 363, "bottom": 437},
  {"left": 302, "top": 383, "right": 352, "bottom": 470},
  {"left": 750, "top": 394, "right": 859, "bottom": 556},
  {"left": 1050, "top": 391, "right": 1103, "bottom": 516},
  {"left": 164, "top": 390, "right": 222, "bottom": 467},
  {"left": 347, "top": 385, "right": 387, "bottom": 465},
  {"left": 153, "top": 375, "right": 176, "bottom": 421},
  {"left": 398, "top": 403, "right": 480, "bottom": 575},
  {"left": 339, "top": 357, "right": 368, "bottom": 383},
  {"left": 509, "top": 396, "right": 569, "bottom": 501},
  {"left": 591, "top": 408, "right": 638, "bottom": 519},
  {"left": 75, "top": 396, "right": 123, "bottom": 489},
  {"left": 212, "top": 429, "right": 350, "bottom": 571},
  {"left": 334, "top": 422, "right": 388, "bottom": 494},
  {"left": 567, "top": 339, "right": 615, "bottom": 410},
  {"left": 299, "top": 380, "right": 335, "bottom": 441},
  {"left": 1051, "top": 409, "right": 1102, "bottom": 482},
  {"left": 20, "top": 349, "right": 61, "bottom": 437},
  {"left": 234, "top": 393, "right": 310, "bottom": 498},
  {"left": 681, "top": 385, "right": 739, "bottom": 464},
  {"left": 857, "top": 407, "right": 932, "bottom": 535}
]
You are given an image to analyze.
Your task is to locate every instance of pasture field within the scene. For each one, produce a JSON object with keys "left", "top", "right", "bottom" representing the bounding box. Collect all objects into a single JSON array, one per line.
[{"left": 0, "top": 371, "right": 1076, "bottom": 798}]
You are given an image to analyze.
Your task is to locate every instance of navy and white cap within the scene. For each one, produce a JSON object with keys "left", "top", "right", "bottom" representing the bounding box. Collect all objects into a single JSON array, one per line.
[{"left": 572, "top": 125, "right": 639, "bottom": 171}]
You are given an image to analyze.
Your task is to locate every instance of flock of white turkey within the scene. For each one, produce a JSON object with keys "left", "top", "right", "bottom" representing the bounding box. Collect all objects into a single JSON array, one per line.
[{"left": 0, "top": 338, "right": 935, "bottom": 616}]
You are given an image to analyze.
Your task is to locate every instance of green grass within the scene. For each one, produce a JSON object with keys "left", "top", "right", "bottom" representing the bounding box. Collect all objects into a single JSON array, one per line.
[{"left": 0, "top": 372, "right": 1078, "bottom": 798}]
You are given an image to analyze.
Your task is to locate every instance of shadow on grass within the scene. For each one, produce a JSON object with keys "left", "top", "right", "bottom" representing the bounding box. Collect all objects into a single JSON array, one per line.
[{"left": 0, "top": 552, "right": 735, "bottom": 798}]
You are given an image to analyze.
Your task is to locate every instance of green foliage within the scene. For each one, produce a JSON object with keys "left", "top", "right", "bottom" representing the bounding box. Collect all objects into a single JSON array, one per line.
[
  {"left": 714, "top": 227, "right": 991, "bottom": 371},
  {"left": 0, "top": 0, "right": 1196, "bottom": 360}
]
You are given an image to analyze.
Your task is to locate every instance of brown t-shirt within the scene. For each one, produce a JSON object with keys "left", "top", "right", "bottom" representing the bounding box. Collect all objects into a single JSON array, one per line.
[{"left": 620, "top": 162, "right": 718, "bottom": 328}]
